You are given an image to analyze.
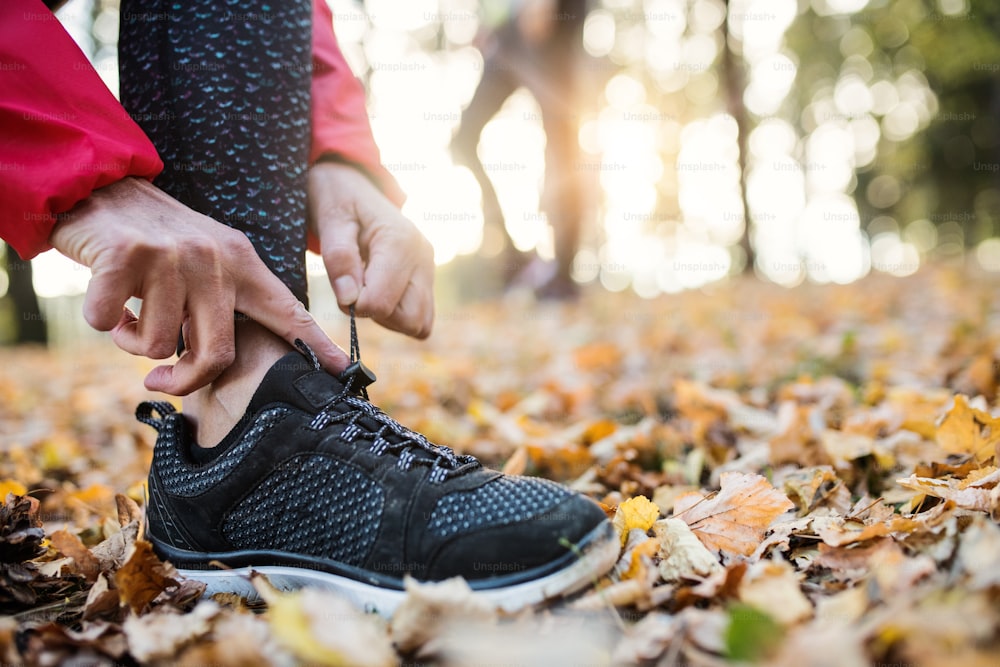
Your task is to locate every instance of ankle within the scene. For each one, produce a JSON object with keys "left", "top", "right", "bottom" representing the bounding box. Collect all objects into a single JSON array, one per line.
[{"left": 183, "top": 322, "right": 291, "bottom": 447}]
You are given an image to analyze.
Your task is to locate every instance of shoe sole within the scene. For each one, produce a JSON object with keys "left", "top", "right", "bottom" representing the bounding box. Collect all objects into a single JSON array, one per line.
[{"left": 168, "top": 520, "right": 619, "bottom": 616}]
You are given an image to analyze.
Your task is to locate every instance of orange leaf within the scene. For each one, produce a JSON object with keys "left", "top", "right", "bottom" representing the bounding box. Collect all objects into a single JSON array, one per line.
[
  {"left": 115, "top": 541, "right": 178, "bottom": 614},
  {"left": 936, "top": 395, "right": 1000, "bottom": 463},
  {"left": 50, "top": 529, "right": 102, "bottom": 582},
  {"left": 673, "top": 472, "right": 794, "bottom": 556},
  {"left": 572, "top": 342, "right": 622, "bottom": 372},
  {"left": 622, "top": 538, "right": 659, "bottom": 581}
]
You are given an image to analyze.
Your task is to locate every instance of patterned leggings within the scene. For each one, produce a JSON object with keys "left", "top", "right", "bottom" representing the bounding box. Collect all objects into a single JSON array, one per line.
[{"left": 118, "top": 0, "right": 312, "bottom": 305}]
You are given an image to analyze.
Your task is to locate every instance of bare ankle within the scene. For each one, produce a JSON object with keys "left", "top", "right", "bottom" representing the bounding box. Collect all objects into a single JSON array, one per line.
[{"left": 183, "top": 322, "right": 291, "bottom": 447}]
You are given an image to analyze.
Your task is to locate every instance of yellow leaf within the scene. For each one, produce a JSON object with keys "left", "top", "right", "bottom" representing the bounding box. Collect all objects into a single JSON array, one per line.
[
  {"left": 254, "top": 573, "right": 396, "bottom": 667},
  {"left": 673, "top": 472, "right": 795, "bottom": 556},
  {"left": 936, "top": 395, "right": 1000, "bottom": 463},
  {"left": 0, "top": 480, "right": 27, "bottom": 498},
  {"left": 613, "top": 496, "right": 661, "bottom": 546}
]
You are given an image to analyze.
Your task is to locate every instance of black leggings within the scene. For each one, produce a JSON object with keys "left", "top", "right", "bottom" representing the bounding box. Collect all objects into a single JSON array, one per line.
[{"left": 119, "top": 0, "right": 312, "bottom": 305}]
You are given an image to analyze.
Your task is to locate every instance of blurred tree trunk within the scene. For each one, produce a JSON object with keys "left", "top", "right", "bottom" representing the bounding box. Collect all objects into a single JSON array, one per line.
[
  {"left": 721, "top": 0, "right": 755, "bottom": 273},
  {"left": 3, "top": 247, "right": 47, "bottom": 345}
]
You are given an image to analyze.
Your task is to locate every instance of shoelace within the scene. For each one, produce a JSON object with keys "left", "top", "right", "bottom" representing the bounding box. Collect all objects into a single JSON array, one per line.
[{"left": 294, "top": 306, "right": 478, "bottom": 484}]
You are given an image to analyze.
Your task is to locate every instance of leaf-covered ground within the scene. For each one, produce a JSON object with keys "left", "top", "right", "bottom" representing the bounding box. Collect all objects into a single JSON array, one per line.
[{"left": 3, "top": 267, "right": 1000, "bottom": 665}]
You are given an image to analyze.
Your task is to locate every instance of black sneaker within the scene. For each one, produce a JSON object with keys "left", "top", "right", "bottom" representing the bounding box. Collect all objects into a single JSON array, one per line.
[{"left": 137, "top": 342, "right": 618, "bottom": 615}]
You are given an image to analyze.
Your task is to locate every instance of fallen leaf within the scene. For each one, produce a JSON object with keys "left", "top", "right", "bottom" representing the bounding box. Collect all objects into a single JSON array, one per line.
[
  {"left": 896, "top": 474, "right": 991, "bottom": 512},
  {"left": 114, "top": 493, "right": 142, "bottom": 529},
  {"left": 738, "top": 560, "right": 812, "bottom": 626},
  {"left": 612, "top": 495, "right": 660, "bottom": 546},
  {"left": 175, "top": 609, "right": 294, "bottom": 666},
  {"left": 123, "top": 600, "right": 219, "bottom": 662},
  {"left": 573, "top": 341, "right": 622, "bottom": 372},
  {"left": 253, "top": 574, "right": 395, "bottom": 667},
  {"left": 812, "top": 512, "right": 919, "bottom": 547},
  {"left": 390, "top": 576, "right": 496, "bottom": 658},
  {"left": 114, "top": 541, "right": 178, "bottom": 615},
  {"left": 654, "top": 518, "right": 722, "bottom": 582},
  {"left": 500, "top": 445, "right": 528, "bottom": 476},
  {"left": 0, "top": 481, "right": 27, "bottom": 498},
  {"left": 673, "top": 473, "right": 795, "bottom": 556},
  {"left": 781, "top": 466, "right": 851, "bottom": 514},
  {"left": 956, "top": 516, "right": 1000, "bottom": 590},
  {"left": 935, "top": 395, "right": 1000, "bottom": 463},
  {"left": 770, "top": 621, "right": 868, "bottom": 667},
  {"left": 0, "top": 494, "right": 45, "bottom": 563},
  {"left": 49, "top": 530, "right": 101, "bottom": 582},
  {"left": 82, "top": 573, "right": 120, "bottom": 622},
  {"left": 724, "top": 602, "right": 784, "bottom": 662}
]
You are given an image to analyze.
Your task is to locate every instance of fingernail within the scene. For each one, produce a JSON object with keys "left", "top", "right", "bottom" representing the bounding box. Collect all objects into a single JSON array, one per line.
[{"left": 333, "top": 276, "right": 359, "bottom": 305}]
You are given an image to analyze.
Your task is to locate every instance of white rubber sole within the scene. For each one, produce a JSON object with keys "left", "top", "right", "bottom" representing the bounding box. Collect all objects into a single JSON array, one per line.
[{"left": 178, "top": 522, "right": 621, "bottom": 617}]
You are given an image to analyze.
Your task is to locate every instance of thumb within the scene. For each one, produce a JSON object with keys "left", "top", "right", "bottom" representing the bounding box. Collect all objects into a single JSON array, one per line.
[{"left": 320, "top": 214, "right": 365, "bottom": 308}]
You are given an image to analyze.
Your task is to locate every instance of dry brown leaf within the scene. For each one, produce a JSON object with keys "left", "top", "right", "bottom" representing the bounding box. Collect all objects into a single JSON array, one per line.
[
  {"left": 390, "top": 576, "right": 497, "bottom": 658},
  {"left": 770, "top": 622, "right": 868, "bottom": 667},
  {"left": 82, "top": 573, "right": 121, "bottom": 622},
  {"left": 123, "top": 600, "right": 219, "bottom": 662},
  {"left": 114, "top": 540, "right": 178, "bottom": 615},
  {"left": 500, "top": 445, "right": 529, "bottom": 476},
  {"left": 114, "top": 494, "right": 142, "bottom": 529},
  {"left": 673, "top": 472, "right": 795, "bottom": 556},
  {"left": 781, "top": 466, "right": 851, "bottom": 514},
  {"left": 812, "top": 514, "right": 919, "bottom": 547},
  {"left": 653, "top": 518, "right": 722, "bottom": 582},
  {"left": 896, "top": 474, "right": 991, "bottom": 513},
  {"left": 570, "top": 577, "right": 651, "bottom": 611},
  {"left": 174, "top": 610, "right": 294, "bottom": 667},
  {"left": 49, "top": 529, "right": 101, "bottom": 582},
  {"left": 738, "top": 560, "right": 813, "bottom": 626},
  {"left": 956, "top": 516, "right": 1000, "bottom": 590},
  {"left": 91, "top": 520, "right": 139, "bottom": 573}
]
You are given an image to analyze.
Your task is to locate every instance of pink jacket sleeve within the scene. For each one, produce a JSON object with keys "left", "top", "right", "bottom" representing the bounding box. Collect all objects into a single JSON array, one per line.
[
  {"left": 311, "top": 0, "right": 404, "bottom": 209},
  {"left": 0, "top": 0, "right": 163, "bottom": 259}
]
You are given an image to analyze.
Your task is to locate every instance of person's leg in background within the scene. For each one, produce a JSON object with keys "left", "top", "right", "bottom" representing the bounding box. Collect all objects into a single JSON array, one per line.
[
  {"left": 450, "top": 32, "right": 531, "bottom": 287},
  {"left": 119, "top": 0, "right": 312, "bottom": 446}
]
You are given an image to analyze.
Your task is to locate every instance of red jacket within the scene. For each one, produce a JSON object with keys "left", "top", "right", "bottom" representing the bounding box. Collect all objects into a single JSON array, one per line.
[{"left": 0, "top": 0, "right": 401, "bottom": 260}]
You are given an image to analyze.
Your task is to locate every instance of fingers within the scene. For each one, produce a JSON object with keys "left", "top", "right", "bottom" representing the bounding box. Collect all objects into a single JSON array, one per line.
[
  {"left": 110, "top": 274, "right": 186, "bottom": 360},
  {"left": 82, "top": 267, "right": 137, "bottom": 331},
  {"left": 356, "top": 232, "right": 435, "bottom": 338},
  {"left": 321, "top": 216, "right": 364, "bottom": 308},
  {"left": 142, "top": 283, "right": 236, "bottom": 395},
  {"left": 232, "top": 255, "right": 351, "bottom": 374},
  {"left": 310, "top": 161, "right": 436, "bottom": 338}
]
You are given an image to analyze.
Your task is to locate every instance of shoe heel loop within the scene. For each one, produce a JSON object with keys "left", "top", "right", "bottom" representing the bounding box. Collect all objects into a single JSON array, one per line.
[{"left": 136, "top": 401, "right": 177, "bottom": 431}]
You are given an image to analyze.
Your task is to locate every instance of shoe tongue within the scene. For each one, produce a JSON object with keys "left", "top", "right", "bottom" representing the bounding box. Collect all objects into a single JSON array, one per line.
[{"left": 247, "top": 349, "right": 348, "bottom": 414}]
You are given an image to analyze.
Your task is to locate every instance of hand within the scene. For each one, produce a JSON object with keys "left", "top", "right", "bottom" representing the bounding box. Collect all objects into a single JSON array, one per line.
[
  {"left": 308, "top": 161, "right": 435, "bottom": 338},
  {"left": 50, "top": 177, "right": 349, "bottom": 395}
]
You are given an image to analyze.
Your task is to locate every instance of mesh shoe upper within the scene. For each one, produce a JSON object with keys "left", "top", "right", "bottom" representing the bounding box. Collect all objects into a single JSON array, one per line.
[{"left": 140, "top": 348, "right": 610, "bottom": 585}]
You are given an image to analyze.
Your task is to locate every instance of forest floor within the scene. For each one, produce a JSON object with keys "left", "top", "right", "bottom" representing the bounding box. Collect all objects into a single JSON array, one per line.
[{"left": 3, "top": 266, "right": 1000, "bottom": 666}]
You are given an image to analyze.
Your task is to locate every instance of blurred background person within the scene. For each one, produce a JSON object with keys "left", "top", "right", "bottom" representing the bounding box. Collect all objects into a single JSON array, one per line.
[{"left": 452, "top": 0, "right": 597, "bottom": 300}]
